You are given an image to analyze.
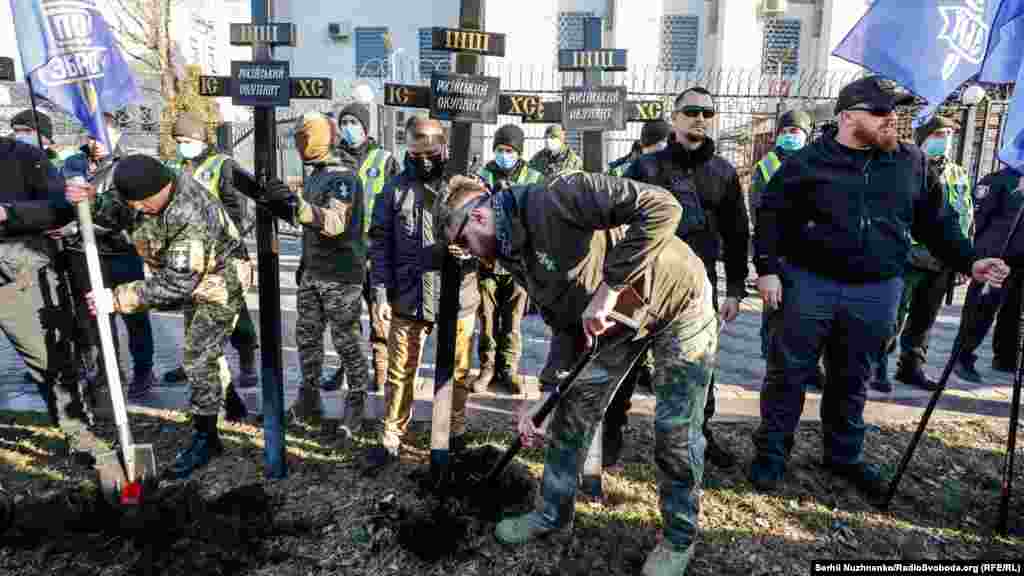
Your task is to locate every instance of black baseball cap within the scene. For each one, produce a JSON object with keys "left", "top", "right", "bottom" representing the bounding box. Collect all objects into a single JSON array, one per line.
[{"left": 834, "top": 75, "right": 915, "bottom": 115}]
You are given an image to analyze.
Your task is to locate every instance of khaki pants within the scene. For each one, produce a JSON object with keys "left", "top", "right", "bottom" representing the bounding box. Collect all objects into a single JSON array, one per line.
[{"left": 382, "top": 314, "right": 475, "bottom": 450}]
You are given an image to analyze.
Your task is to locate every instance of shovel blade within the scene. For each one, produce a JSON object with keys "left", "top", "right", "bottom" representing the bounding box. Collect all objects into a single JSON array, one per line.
[
  {"left": 126, "top": 443, "right": 157, "bottom": 484},
  {"left": 95, "top": 449, "right": 128, "bottom": 507}
]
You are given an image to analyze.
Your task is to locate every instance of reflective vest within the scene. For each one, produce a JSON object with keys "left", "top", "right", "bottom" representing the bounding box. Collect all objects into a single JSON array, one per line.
[
  {"left": 755, "top": 150, "right": 783, "bottom": 184},
  {"left": 359, "top": 148, "right": 392, "bottom": 234},
  {"left": 914, "top": 160, "right": 973, "bottom": 245},
  {"left": 167, "top": 154, "right": 228, "bottom": 200},
  {"left": 478, "top": 162, "right": 543, "bottom": 190}
]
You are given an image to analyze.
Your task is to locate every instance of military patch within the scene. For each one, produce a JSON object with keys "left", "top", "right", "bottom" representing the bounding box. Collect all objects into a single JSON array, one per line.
[{"left": 334, "top": 179, "right": 352, "bottom": 201}]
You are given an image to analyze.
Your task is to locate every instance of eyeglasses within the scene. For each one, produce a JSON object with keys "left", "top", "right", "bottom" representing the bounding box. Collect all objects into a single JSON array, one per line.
[
  {"left": 845, "top": 105, "right": 894, "bottom": 117},
  {"left": 676, "top": 106, "right": 716, "bottom": 119}
]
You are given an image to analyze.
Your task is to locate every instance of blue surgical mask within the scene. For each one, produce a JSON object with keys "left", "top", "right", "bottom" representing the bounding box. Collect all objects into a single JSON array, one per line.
[
  {"left": 15, "top": 133, "right": 38, "bottom": 147},
  {"left": 177, "top": 140, "right": 205, "bottom": 159},
  {"left": 923, "top": 136, "right": 951, "bottom": 157},
  {"left": 495, "top": 150, "right": 518, "bottom": 171},
  {"left": 776, "top": 132, "right": 806, "bottom": 152},
  {"left": 342, "top": 123, "right": 365, "bottom": 147}
]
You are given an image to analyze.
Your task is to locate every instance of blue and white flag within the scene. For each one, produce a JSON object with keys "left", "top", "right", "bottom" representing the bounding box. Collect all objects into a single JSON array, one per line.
[
  {"left": 10, "top": 0, "right": 140, "bottom": 151},
  {"left": 832, "top": 0, "right": 999, "bottom": 123},
  {"left": 978, "top": 0, "right": 1024, "bottom": 170}
]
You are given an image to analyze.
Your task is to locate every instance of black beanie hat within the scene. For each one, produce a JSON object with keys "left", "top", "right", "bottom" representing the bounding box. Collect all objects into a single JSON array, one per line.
[
  {"left": 493, "top": 124, "right": 525, "bottom": 154},
  {"left": 10, "top": 109, "right": 53, "bottom": 142},
  {"left": 337, "top": 102, "right": 370, "bottom": 132},
  {"left": 114, "top": 154, "right": 176, "bottom": 201},
  {"left": 778, "top": 110, "right": 813, "bottom": 135},
  {"left": 640, "top": 119, "right": 671, "bottom": 146}
]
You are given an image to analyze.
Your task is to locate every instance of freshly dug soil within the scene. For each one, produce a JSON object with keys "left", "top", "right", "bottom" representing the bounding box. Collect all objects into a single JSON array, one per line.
[{"left": 392, "top": 445, "right": 537, "bottom": 562}]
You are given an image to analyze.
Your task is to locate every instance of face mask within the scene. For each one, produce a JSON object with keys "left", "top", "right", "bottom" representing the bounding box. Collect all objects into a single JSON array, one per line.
[
  {"left": 409, "top": 153, "right": 446, "bottom": 181},
  {"left": 15, "top": 133, "right": 37, "bottom": 147},
  {"left": 546, "top": 138, "right": 562, "bottom": 153},
  {"left": 776, "top": 132, "right": 807, "bottom": 152},
  {"left": 177, "top": 140, "right": 205, "bottom": 159},
  {"left": 923, "top": 136, "right": 951, "bottom": 157},
  {"left": 341, "top": 124, "right": 365, "bottom": 147},
  {"left": 495, "top": 150, "right": 518, "bottom": 171}
]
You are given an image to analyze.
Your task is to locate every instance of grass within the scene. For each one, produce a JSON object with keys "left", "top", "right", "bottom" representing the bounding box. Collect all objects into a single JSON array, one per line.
[{"left": 0, "top": 408, "right": 1020, "bottom": 575}]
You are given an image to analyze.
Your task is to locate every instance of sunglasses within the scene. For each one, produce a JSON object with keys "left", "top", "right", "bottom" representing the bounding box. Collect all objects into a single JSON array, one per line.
[
  {"left": 451, "top": 195, "right": 488, "bottom": 247},
  {"left": 845, "top": 105, "right": 895, "bottom": 117},
  {"left": 676, "top": 106, "right": 716, "bottom": 119}
]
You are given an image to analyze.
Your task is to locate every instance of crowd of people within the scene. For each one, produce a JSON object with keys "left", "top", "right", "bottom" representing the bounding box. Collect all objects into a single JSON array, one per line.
[{"left": 0, "top": 73, "right": 1021, "bottom": 575}]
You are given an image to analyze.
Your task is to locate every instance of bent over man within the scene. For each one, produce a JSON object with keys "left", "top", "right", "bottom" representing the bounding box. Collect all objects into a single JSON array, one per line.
[{"left": 439, "top": 172, "right": 718, "bottom": 576}]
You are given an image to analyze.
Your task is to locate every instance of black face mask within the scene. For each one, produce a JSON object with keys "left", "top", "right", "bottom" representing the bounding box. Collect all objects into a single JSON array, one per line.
[{"left": 408, "top": 153, "right": 446, "bottom": 181}]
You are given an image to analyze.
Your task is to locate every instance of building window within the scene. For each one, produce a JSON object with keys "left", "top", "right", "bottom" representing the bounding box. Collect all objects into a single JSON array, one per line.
[
  {"left": 355, "top": 27, "right": 390, "bottom": 78},
  {"left": 557, "top": 11, "right": 593, "bottom": 155},
  {"left": 418, "top": 28, "right": 451, "bottom": 78},
  {"left": 660, "top": 15, "right": 699, "bottom": 72},
  {"left": 761, "top": 18, "right": 801, "bottom": 76}
]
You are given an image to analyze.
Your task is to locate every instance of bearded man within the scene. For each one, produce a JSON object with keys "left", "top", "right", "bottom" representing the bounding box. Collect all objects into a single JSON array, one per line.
[{"left": 750, "top": 76, "right": 1009, "bottom": 497}]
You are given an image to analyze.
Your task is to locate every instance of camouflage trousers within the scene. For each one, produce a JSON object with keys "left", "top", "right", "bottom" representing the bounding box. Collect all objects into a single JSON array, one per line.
[
  {"left": 477, "top": 271, "right": 527, "bottom": 374},
  {"left": 381, "top": 313, "right": 475, "bottom": 451},
  {"left": 538, "top": 279, "right": 717, "bottom": 554},
  {"left": 185, "top": 262, "right": 250, "bottom": 415},
  {"left": 296, "top": 280, "right": 369, "bottom": 401}
]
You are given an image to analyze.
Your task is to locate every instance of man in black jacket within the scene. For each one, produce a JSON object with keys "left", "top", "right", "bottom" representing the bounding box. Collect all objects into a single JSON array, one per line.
[
  {"left": 621, "top": 86, "right": 750, "bottom": 469},
  {"left": 751, "top": 76, "right": 1008, "bottom": 497},
  {"left": 0, "top": 135, "right": 106, "bottom": 465},
  {"left": 952, "top": 166, "right": 1024, "bottom": 382}
]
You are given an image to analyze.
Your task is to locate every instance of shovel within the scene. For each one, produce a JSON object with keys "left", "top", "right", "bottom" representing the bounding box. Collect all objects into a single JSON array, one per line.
[{"left": 72, "top": 191, "right": 158, "bottom": 506}]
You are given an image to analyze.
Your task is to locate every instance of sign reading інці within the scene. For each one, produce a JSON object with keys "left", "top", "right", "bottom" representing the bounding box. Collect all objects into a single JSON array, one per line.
[
  {"left": 429, "top": 72, "right": 500, "bottom": 124},
  {"left": 231, "top": 60, "right": 290, "bottom": 108},
  {"left": 562, "top": 86, "right": 627, "bottom": 131}
]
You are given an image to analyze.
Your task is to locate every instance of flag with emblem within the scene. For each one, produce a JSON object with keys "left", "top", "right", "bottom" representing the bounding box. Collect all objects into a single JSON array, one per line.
[
  {"left": 833, "top": 0, "right": 1024, "bottom": 170},
  {"left": 10, "top": 0, "right": 139, "bottom": 151}
]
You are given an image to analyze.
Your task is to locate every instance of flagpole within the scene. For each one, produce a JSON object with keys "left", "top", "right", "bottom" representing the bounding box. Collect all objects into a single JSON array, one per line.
[{"left": 24, "top": 77, "right": 47, "bottom": 151}]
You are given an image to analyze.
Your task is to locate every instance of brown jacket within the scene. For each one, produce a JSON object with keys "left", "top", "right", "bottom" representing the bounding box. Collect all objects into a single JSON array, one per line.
[{"left": 494, "top": 172, "right": 709, "bottom": 340}]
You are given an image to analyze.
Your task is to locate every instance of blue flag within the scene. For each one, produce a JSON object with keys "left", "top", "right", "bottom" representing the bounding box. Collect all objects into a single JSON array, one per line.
[
  {"left": 978, "top": 0, "right": 1024, "bottom": 169},
  {"left": 832, "top": 0, "right": 1001, "bottom": 122},
  {"left": 9, "top": 0, "right": 139, "bottom": 151}
]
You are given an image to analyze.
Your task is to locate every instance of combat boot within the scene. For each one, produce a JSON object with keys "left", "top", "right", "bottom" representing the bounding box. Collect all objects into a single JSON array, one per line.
[
  {"left": 641, "top": 542, "right": 693, "bottom": 576},
  {"left": 290, "top": 386, "right": 323, "bottom": 425},
  {"left": 895, "top": 354, "right": 939, "bottom": 391},
  {"left": 164, "top": 415, "right": 224, "bottom": 480},
  {"left": 340, "top": 388, "right": 365, "bottom": 437},
  {"left": 495, "top": 511, "right": 562, "bottom": 545},
  {"left": 470, "top": 365, "right": 494, "bottom": 394},
  {"left": 163, "top": 366, "right": 187, "bottom": 385},
  {"left": 237, "top": 347, "right": 258, "bottom": 389},
  {"left": 221, "top": 384, "right": 248, "bottom": 423}
]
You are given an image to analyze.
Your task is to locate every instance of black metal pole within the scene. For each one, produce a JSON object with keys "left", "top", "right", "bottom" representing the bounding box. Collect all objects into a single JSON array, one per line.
[
  {"left": 252, "top": 0, "right": 286, "bottom": 480},
  {"left": 998, "top": 273, "right": 1023, "bottom": 534},
  {"left": 430, "top": 0, "right": 484, "bottom": 490}
]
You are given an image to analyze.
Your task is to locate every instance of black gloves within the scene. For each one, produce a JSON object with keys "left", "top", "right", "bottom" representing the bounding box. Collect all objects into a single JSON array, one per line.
[{"left": 264, "top": 178, "right": 294, "bottom": 203}]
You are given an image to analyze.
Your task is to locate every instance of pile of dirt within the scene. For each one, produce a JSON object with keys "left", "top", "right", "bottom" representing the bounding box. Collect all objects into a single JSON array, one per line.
[
  {"left": 1, "top": 482, "right": 319, "bottom": 575},
  {"left": 391, "top": 445, "right": 537, "bottom": 562}
]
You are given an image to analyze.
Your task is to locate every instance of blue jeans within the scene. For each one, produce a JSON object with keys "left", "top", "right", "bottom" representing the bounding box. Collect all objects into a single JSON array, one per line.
[{"left": 755, "top": 264, "right": 901, "bottom": 466}]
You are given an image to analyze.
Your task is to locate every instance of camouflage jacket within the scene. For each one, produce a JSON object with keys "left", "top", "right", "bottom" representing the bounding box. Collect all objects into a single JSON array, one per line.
[
  {"left": 100, "top": 174, "right": 248, "bottom": 314},
  {"left": 528, "top": 146, "right": 583, "bottom": 179},
  {"left": 297, "top": 157, "right": 367, "bottom": 285}
]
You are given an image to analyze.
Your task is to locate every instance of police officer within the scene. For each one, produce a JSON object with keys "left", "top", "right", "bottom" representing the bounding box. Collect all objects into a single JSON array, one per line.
[
  {"left": 624, "top": 86, "right": 751, "bottom": 469},
  {"left": 471, "top": 124, "right": 542, "bottom": 394},
  {"left": 607, "top": 119, "right": 671, "bottom": 177},
  {"left": 881, "top": 116, "right": 973, "bottom": 391},
  {"left": 953, "top": 165, "right": 1023, "bottom": 383},
  {"left": 70, "top": 154, "right": 258, "bottom": 479},
  {"left": 0, "top": 124, "right": 105, "bottom": 466},
  {"left": 528, "top": 125, "right": 582, "bottom": 178},
  {"left": 60, "top": 111, "right": 156, "bottom": 402},
  {"left": 320, "top": 102, "right": 399, "bottom": 394},
  {"left": 750, "top": 110, "right": 826, "bottom": 396},
  {"left": 284, "top": 112, "right": 370, "bottom": 435},
  {"left": 162, "top": 111, "right": 258, "bottom": 389}
]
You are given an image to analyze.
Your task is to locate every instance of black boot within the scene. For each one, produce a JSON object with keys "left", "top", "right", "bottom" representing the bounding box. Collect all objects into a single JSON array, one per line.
[
  {"left": 165, "top": 414, "right": 224, "bottom": 480},
  {"left": 953, "top": 357, "right": 983, "bottom": 383},
  {"left": 703, "top": 428, "right": 736, "bottom": 469},
  {"left": 895, "top": 354, "right": 938, "bottom": 391},
  {"left": 222, "top": 384, "right": 248, "bottom": 422}
]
